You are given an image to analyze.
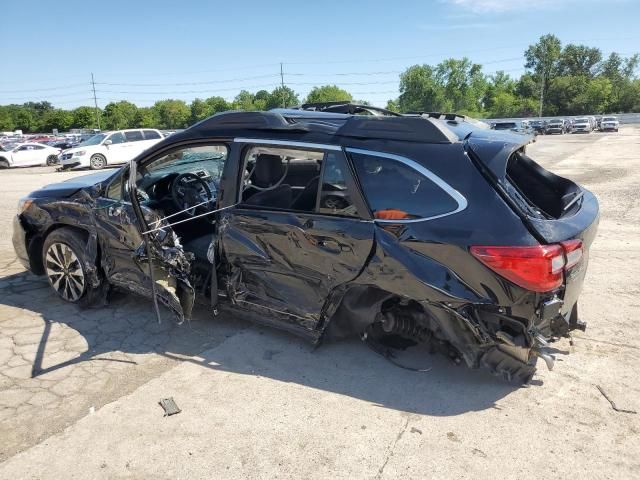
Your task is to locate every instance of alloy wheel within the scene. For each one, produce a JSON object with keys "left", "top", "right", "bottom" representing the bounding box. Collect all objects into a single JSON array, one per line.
[{"left": 45, "top": 242, "right": 86, "bottom": 302}]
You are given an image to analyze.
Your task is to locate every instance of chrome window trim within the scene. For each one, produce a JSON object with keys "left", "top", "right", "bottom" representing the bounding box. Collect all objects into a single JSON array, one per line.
[
  {"left": 233, "top": 137, "right": 341, "bottom": 151},
  {"left": 345, "top": 147, "right": 468, "bottom": 223}
]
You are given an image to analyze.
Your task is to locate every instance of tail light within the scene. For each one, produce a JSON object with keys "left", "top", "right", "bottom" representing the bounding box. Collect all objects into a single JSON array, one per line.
[{"left": 470, "top": 241, "right": 583, "bottom": 292}]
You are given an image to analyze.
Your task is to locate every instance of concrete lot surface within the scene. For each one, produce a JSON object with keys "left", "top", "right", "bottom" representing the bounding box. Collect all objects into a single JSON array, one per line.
[{"left": 1, "top": 128, "right": 639, "bottom": 479}]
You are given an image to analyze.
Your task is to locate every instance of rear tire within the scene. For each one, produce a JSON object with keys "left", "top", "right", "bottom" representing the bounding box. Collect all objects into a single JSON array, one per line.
[
  {"left": 42, "top": 228, "right": 103, "bottom": 306},
  {"left": 46, "top": 155, "right": 58, "bottom": 166},
  {"left": 89, "top": 154, "right": 106, "bottom": 170}
]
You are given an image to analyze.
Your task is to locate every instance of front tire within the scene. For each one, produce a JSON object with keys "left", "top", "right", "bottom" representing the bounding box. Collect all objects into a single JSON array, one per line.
[
  {"left": 42, "top": 228, "right": 103, "bottom": 306},
  {"left": 89, "top": 154, "right": 106, "bottom": 170},
  {"left": 46, "top": 155, "right": 58, "bottom": 166},
  {"left": 0, "top": 158, "right": 9, "bottom": 168}
]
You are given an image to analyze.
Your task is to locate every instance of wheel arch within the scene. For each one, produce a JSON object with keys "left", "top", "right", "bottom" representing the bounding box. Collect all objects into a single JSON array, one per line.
[{"left": 29, "top": 223, "right": 95, "bottom": 275}]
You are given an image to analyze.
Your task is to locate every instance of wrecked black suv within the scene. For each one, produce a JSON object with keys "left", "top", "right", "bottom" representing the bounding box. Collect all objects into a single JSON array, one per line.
[{"left": 13, "top": 109, "right": 599, "bottom": 383}]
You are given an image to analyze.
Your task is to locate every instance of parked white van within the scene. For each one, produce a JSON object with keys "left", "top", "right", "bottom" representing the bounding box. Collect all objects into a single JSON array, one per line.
[{"left": 59, "top": 129, "right": 164, "bottom": 170}]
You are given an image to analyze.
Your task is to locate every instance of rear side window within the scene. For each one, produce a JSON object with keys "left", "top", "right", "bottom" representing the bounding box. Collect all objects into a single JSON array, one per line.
[
  {"left": 349, "top": 150, "right": 460, "bottom": 221},
  {"left": 124, "top": 130, "right": 144, "bottom": 142},
  {"left": 143, "top": 130, "right": 161, "bottom": 140}
]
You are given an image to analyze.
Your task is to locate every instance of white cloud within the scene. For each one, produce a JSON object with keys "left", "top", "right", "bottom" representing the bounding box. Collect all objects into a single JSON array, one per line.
[{"left": 442, "top": 0, "right": 571, "bottom": 13}]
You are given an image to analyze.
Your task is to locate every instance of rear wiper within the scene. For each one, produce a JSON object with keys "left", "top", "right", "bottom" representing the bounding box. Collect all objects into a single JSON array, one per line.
[{"left": 563, "top": 191, "right": 584, "bottom": 212}]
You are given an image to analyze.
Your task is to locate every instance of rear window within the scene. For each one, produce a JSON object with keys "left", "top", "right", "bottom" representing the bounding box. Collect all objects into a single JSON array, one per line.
[
  {"left": 349, "top": 150, "right": 459, "bottom": 221},
  {"left": 124, "top": 130, "right": 144, "bottom": 142},
  {"left": 505, "top": 153, "right": 581, "bottom": 219},
  {"left": 143, "top": 130, "right": 161, "bottom": 140}
]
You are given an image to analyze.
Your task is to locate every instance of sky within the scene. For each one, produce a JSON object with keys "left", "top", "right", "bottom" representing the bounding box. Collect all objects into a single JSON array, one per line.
[{"left": 1, "top": 0, "right": 638, "bottom": 109}]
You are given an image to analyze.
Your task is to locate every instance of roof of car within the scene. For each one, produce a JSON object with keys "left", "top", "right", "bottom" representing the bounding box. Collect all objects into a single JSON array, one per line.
[{"left": 187, "top": 109, "right": 460, "bottom": 144}]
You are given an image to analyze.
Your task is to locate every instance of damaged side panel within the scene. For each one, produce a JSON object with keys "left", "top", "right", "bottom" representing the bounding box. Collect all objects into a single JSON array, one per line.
[{"left": 322, "top": 223, "right": 547, "bottom": 382}]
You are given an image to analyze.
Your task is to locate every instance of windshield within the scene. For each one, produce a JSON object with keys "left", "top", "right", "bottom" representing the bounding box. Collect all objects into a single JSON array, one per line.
[
  {"left": 549, "top": 119, "right": 562, "bottom": 124},
  {"left": 575, "top": 118, "right": 588, "bottom": 123},
  {"left": 79, "top": 133, "right": 107, "bottom": 146},
  {"left": 603, "top": 117, "right": 616, "bottom": 121}
]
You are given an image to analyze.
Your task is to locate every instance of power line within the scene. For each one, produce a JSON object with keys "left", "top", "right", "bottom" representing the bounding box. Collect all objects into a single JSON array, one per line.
[
  {"left": 0, "top": 83, "right": 89, "bottom": 94},
  {"left": 94, "top": 73, "right": 284, "bottom": 87}
]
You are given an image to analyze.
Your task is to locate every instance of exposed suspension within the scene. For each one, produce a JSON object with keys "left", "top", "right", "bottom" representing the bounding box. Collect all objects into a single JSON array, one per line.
[{"left": 378, "top": 310, "right": 431, "bottom": 342}]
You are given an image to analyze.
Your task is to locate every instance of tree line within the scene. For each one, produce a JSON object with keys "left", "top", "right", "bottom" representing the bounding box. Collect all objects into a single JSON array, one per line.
[{"left": 1, "top": 34, "right": 638, "bottom": 133}]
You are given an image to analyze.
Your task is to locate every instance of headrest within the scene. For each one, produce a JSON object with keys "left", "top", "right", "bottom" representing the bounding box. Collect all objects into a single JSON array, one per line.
[{"left": 253, "top": 154, "right": 284, "bottom": 188}]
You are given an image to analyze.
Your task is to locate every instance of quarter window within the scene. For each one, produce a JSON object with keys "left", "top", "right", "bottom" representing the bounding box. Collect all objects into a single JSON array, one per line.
[
  {"left": 124, "top": 130, "right": 144, "bottom": 142},
  {"left": 318, "top": 152, "right": 360, "bottom": 217},
  {"left": 349, "top": 151, "right": 460, "bottom": 220}
]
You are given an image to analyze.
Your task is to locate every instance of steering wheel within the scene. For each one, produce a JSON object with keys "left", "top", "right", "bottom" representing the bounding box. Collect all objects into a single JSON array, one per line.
[{"left": 170, "top": 173, "right": 213, "bottom": 217}]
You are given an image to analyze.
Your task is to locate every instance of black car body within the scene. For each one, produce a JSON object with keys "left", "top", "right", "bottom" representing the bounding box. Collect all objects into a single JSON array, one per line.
[{"left": 13, "top": 110, "right": 599, "bottom": 383}]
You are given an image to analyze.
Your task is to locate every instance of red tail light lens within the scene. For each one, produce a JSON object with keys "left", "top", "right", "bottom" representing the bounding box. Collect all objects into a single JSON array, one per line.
[{"left": 470, "top": 245, "right": 565, "bottom": 292}]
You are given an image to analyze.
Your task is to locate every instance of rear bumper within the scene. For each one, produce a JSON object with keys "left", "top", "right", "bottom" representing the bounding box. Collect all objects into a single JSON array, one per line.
[{"left": 12, "top": 215, "right": 32, "bottom": 270}]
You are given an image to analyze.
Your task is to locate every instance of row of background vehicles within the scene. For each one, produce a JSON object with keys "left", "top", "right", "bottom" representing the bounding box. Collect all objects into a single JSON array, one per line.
[
  {"left": 0, "top": 113, "right": 621, "bottom": 170},
  {"left": 491, "top": 115, "right": 620, "bottom": 136},
  {"left": 0, "top": 129, "right": 170, "bottom": 169}
]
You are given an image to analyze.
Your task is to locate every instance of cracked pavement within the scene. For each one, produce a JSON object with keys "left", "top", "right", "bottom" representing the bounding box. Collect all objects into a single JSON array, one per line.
[{"left": 1, "top": 129, "right": 640, "bottom": 479}]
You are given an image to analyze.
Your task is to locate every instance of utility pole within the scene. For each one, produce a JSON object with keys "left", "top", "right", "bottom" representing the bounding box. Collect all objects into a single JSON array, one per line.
[
  {"left": 280, "top": 62, "right": 286, "bottom": 108},
  {"left": 538, "top": 43, "right": 547, "bottom": 118},
  {"left": 91, "top": 73, "right": 101, "bottom": 130},
  {"left": 538, "top": 68, "right": 545, "bottom": 118}
]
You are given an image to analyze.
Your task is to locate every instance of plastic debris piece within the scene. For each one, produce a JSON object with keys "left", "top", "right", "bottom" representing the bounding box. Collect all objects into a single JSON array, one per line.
[{"left": 159, "top": 397, "right": 181, "bottom": 416}]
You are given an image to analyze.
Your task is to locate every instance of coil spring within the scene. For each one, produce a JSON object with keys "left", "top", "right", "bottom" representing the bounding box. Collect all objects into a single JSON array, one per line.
[{"left": 380, "top": 312, "right": 430, "bottom": 342}]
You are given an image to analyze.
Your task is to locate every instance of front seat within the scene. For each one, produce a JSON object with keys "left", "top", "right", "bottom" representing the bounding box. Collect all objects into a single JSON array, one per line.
[{"left": 244, "top": 154, "right": 292, "bottom": 209}]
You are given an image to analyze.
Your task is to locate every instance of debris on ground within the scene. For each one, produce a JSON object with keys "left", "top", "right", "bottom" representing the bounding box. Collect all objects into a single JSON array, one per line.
[
  {"left": 596, "top": 385, "right": 637, "bottom": 414},
  {"left": 158, "top": 397, "right": 181, "bottom": 416}
]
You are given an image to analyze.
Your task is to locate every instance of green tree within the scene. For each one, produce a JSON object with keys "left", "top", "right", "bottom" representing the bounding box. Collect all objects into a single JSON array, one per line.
[
  {"left": 0, "top": 107, "right": 15, "bottom": 131},
  {"left": 435, "top": 58, "right": 487, "bottom": 114},
  {"left": 103, "top": 101, "right": 139, "bottom": 130},
  {"left": 135, "top": 107, "right": 160, "bottom": 128},
  {"left": 205, "top": 96, "right": 231, "bottom": 114},
  {"left": 398, "top": 65, "right": 445, "bottom": 112},
  {"left": 304, "top": 85, "right": 352, "bottom": 104},
  {"left": 72, "top": 106, "right": 98, "bottom": 129},
  {"left": 232, "top": 90, "right": 258, "bottom": 111},
  {"left": 266, "top": 86, "right": 299, "bottom": 109},
  {"left": 558, "top": 44, "right": 602, "bottom": 77},
  {"left": 572, "top": 77, "right": 613, "bottom": 114},
  {"left": 152, "top": 99, "right": 190, "bottom": 129},
  {"left": 525, "top": 34, "right": 563, "bottom": 113},
  {"left": 40, "top": 109, "right": 73, "bottom": 132},
  {"left": 385, "top": 99, "right": 400, "bottom": 112}
]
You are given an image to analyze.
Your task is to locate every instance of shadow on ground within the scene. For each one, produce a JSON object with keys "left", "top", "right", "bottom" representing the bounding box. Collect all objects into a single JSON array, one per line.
[{"left": 1, "top": 270, "right": 529, "bottom": 417}]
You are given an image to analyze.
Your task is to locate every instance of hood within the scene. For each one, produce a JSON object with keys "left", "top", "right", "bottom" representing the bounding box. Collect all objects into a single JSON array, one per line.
[{"left": 28, "top": 169, "right": 117, "bottom": 199}]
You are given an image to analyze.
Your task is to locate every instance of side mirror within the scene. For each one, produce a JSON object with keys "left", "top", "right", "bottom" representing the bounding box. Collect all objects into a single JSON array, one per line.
[{"left": 104, "top": 139, "right": 112, "bottom": 146}]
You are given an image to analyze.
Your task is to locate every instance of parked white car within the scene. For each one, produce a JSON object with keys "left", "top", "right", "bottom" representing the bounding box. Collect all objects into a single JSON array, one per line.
[
  {"left": 572, "top": 117, "right": 592, "bottom": 133},
  {"left": 59, "top": 128, "right": 164, "bottom": 170},
  {"left": 0, "top": 142, "right": 61, "bottom": 168},
  {"left": 600, "top": 116, "right": 619, "bottom": 132}
]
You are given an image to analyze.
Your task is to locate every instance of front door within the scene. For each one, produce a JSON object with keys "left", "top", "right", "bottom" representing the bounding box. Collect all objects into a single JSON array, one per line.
[
  {"left": 219, "top": 141, "right": 375, "bottom": 336},
  {"left": 103, "top": 132, "right": 129, "bottom": 164},
  {"left": 12, "top": 145, "right": 39, "bottom": 166}
]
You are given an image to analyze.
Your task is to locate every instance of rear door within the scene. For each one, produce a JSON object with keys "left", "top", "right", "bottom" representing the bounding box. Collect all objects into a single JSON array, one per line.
[{"left": 219, "top": 140, "right": 375, "bottom": 335}]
